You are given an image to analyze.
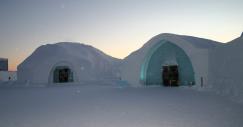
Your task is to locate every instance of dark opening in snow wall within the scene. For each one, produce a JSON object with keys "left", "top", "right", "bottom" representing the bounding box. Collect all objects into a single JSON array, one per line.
[
  {"left": 121, "top": 33, "right": 222, "bottom": 88},
  {"left": 17, "top": 42, "right": 122, "bottom": 85}
]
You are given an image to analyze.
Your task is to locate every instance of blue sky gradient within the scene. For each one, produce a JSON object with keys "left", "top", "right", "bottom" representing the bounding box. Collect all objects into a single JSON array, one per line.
[{"left": 0, "top": 0, "right": 243, "bottom": 70}]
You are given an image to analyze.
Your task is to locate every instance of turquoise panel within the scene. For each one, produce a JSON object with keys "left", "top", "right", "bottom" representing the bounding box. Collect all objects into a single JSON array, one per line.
[{"left": 140, "top": 40, "right": 195, "bottom": 85}]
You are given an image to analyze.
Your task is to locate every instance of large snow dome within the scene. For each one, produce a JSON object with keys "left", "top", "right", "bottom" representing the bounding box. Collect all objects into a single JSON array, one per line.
[
  {"left": 17, "top": 42, "right": 121, "bottom": 84},
  {"left": 121, "top": 33, "right": 220, "bottom": 87}
]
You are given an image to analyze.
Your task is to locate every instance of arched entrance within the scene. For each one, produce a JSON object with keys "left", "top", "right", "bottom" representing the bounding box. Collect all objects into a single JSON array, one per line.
[
  {"left": 140, "top": 40, "right": 195, "bottom": 86},
  {"left": 53, "top": 66, "right": 73, "bottom": 83}
]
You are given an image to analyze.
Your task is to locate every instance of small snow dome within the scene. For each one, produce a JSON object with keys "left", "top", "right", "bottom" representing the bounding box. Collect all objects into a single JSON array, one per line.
[{"left": 17, "top": 42, "right": 121, "bottom": 85}]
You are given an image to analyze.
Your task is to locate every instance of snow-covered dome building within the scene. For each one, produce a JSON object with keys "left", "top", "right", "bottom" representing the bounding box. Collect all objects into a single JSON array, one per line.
[
  {"left": 121, "top": 33, "right": 221, "bottom": 87},
  {"left": 16, "top": 33, "right": 243, "bottom": 102},
  {"left": 17, "top": 42, "right": 121, "bottom": 84}
]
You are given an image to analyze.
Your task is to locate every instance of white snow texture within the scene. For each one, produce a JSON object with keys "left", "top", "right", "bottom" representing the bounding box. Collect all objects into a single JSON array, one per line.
[
  {"left": 17, "top": 33, "right": 243, "bottom": 103},
  {"left": 0, "top": 85, "right": 243, "bottom": 127},
  {"left": 17, "top": 42, "right": 121, "bottom": 84}
]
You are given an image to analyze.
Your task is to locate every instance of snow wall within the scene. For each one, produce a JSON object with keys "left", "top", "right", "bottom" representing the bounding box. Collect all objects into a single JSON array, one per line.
[
  {"left": 209, "top": 37, "right": 243, "bottom": 103},
  {"left": 121, "top": 33, "right": 219, "bottom": 87},
  {"left": 17, "top": 42, "right": 121, "bottom": 85}
]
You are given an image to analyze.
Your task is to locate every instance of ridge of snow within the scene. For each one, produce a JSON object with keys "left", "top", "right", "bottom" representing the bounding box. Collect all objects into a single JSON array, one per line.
[{"left": 143, "top": 33, "right": 222, "bottom": 49}]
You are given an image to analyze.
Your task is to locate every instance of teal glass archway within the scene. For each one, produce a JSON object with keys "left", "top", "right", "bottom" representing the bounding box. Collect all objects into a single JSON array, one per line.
[{"left": 140, "top": 40, "right": 195, "bottom": 86}]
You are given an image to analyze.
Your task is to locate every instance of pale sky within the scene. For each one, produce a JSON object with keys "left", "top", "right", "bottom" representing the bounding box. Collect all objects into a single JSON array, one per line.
[{"left": 0, "top": 0, "right": 243, "bottom": 71}]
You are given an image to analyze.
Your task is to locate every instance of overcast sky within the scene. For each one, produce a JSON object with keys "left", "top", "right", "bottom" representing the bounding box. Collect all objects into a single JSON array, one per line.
[{"left": 0, "top": 0, "right": 243, "bottom": 70}]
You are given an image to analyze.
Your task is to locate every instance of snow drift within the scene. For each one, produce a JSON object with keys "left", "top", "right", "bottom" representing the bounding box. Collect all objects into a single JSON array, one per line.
[{"left": 17, "top": 42, "right": 121, "bottom": 85}]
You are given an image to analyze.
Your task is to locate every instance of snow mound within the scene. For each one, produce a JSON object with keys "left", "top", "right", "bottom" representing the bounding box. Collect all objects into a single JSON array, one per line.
[{"left": 17, "top": 42, "right": 121, "bottom": 85}]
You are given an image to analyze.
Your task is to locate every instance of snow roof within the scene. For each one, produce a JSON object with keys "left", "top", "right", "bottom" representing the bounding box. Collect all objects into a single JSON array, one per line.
[
  {"left": 178, "top": 35, "right": 221, "bottom": 49},
  {"left": 144, "top": 33, "right": 222, "bottom": 49},
  {"left": 227, "top": 36, "right": 243, "bottom": 44},
  {"left": 20, "top": 42, "right": 120, "bottom": 66}
]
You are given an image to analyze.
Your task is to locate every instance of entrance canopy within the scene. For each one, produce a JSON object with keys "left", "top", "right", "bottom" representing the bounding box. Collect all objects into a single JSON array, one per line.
[{"left": 140, "top": 40, "right": 195, "bottom": 86}]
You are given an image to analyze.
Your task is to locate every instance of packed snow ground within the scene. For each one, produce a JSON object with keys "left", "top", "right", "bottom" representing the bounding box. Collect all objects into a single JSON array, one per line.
[{"left": 0, "top": 83, "right": 243, "bottom": 127}]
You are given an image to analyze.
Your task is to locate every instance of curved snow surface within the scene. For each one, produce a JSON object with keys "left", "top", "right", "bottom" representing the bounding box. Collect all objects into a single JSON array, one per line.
[
  {"left": 121, "top": 33, "right": 220, "bottom": 87},
  {"left": 121, "top": 33, "right": 243, "bottom": 104},
  {"left": 140, "top": 33, "right": 221, "bottom": 51},
  {"left": 0, "top": 86, "right": 242, "bottom": 127},
  {"left": 17, "top": 42, "right": 121, "bottom": 84}
]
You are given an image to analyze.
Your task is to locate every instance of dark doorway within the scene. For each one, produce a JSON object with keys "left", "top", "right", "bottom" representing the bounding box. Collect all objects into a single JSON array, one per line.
[
  {"left": 59, "top": 69, "right": 69, "bottom": 82},
  {"left": 53, "top": 66, "right": 73, "bottom": 83},
  {"left": 162, "top": 65, "right": 179, "bottom": 86}
]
